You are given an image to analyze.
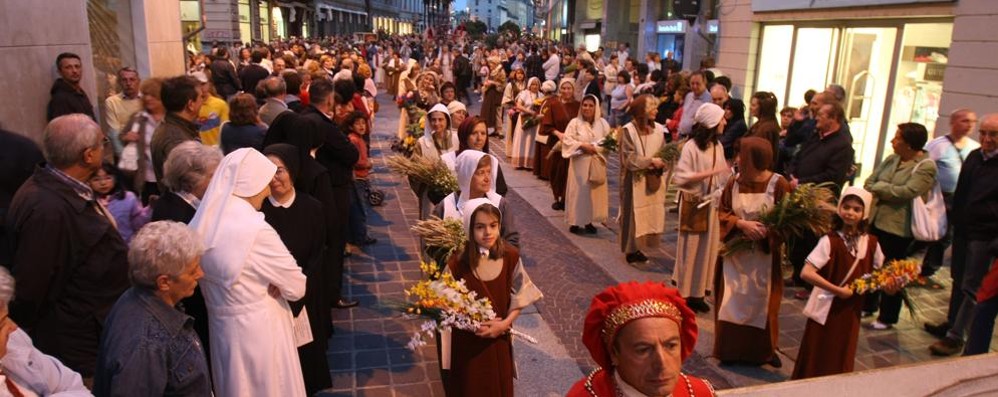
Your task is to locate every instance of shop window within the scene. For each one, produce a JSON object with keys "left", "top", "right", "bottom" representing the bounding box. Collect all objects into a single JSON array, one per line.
[
  {"left": 756, "top": 25, "right": 793, "bottom": 105},
  {"left": 886, "top": 23, "right": 952, "bottom": 141},
  {"left": 788, "top": 28, "right": 837, "bottom": 112},
  {"left": 238, "top": 0, "right": 251, "bottom": 43},
  {"left": 259, "top": 3, "right": 271, "bottom": 43}
]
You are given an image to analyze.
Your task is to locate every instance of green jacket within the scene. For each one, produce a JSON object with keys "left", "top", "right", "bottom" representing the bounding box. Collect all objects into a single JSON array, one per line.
[{"left": 864, "top": 152, "right": 937, "bottom": 238}]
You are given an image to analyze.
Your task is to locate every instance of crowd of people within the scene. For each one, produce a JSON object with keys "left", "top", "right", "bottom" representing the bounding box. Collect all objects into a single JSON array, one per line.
[{"left": 0, "top": 29, "right": 994, "bottom": 397}]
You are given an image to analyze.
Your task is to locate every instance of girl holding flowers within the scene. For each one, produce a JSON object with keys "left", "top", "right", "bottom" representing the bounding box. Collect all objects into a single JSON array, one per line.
[
  {"left": 792, "top": 186, "right": 891, "bottom": 379},
  {"left": 441, "top": 199, "right": 542, "bottom": 397}
]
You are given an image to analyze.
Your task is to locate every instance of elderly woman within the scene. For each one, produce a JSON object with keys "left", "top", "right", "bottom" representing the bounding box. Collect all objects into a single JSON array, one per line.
[
  {"left": 567, "top": 282, "right": 716, "bottom": 396},
  {"left": 619, "top": 95, "right": 668, "bottom": 263},
  {"left": 864, "top": 123, "right": 937, "bottom": 330},
  {"left": 563, "top": 94, "right": 611, "bottom": 235},
  {"left": 714, "top": 137, "right": 790, "bottom": 367},
  {"left": 538, "top": 79, "right": 581, "bottom": 211},
  {"left": 190, "top": 148, "right": 308, "bottom": 397},
  {"left": 220, "top": 93, "right": 267, "bottom": 155},
  {"left": 672, "top": 103, "right": 732, "bottom": 313},
  {"left": 261, "top": 144, "right": 332, "bottom": 395},
  {"left": 510, "top": 77, "right": 543, "bottom": 169},
  {"left": 0, "top": 268, "right": 89, "bottom": 396},
  {"left": 151, "top": 141, "right": 224, "bottom": 223},
  {"left": 480, "top": 56, "right": 507, "bottom": 136},
  {"left": 94, "top": 221, "right": 211, "bottom": 395}
]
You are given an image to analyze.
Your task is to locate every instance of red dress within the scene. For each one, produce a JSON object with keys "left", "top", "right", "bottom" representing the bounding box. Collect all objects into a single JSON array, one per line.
[{"left": 567, "top": 367, "right": 716, "bottom": 397}]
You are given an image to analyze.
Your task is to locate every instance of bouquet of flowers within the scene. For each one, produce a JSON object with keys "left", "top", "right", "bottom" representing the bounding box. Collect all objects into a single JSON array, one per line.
[
  {"left": 850, "top": 259, "right": 921, "bottom": 295},
  {"left": 597, "top": 128, "right": 619, "bottom": 153},
  {"left": 721, "top": 182, "right": 837, "bottom": 257},
  {"left": 400, "top": 261, "right": 538, "bottom": 350},
  {"left": 386, "top": 154, "right": 458, "bottom": 199},
  {"left": 411, "top": 216, "right": 467, "bottom": 266},
  {"left": 520, "top": 98, "right": 546, "bottom": 130}
]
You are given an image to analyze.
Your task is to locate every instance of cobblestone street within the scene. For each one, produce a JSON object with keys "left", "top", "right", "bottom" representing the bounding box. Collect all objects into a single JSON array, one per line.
[{"left": 320, "top": 95, "right": 998, "bottom": 396}]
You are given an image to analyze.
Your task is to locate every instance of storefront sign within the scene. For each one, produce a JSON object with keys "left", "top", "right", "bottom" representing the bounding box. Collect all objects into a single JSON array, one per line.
[
  {"left": 707, "top": 20, "right": 719, "bottom": 34},
  {"left": 753, "top": 0, "right": 954, "bottom": 12},
  {"left": 656, "top": 20, "right": 688, "bottom": 34}
]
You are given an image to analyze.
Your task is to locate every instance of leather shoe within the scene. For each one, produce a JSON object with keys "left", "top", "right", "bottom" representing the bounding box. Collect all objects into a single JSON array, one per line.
[
  {"left": 334, "top": 299, "right": 359, "bottom": 309},
  {"left": 686, "top": 297, "right": 711, "bottom": 313},
  {"left": 584, "top": 224, "right": 598, "bottom": 234},
  {"left": 767, "top": 355, "right": 783, "bottom": 368},
  {"left": 551, "top": 201, "right": 565, "bottom": 211},
  {"left": 924, "top": 321, "right": 950, "bottom": 339},
  {"left": 569, "top": 225, "right": 585, "bottom": 235},
  {"left": 929, "top": 337, "right": 964, "bottom": 356},
  {"left": 625, "top": 251, "right": 648, "bottom": 263}
]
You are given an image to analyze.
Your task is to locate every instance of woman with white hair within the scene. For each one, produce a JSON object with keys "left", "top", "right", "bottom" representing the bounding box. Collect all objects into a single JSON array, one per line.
[
  {"left": 0, "top": 267, "right": 90, "bottom": 396},
  {"left": 94, "top": 221, "right": 211, "bottom": 395},
  {"left": 151, "top": 141, "right": 223, "bottom": 223},
  {"left": 190, "top": 148, "right": 308, "bottom": 397}
]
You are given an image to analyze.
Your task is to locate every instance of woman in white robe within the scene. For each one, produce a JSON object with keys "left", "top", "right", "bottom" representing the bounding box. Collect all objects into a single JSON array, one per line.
[
  {"left": 562, "top": 94, "right": 610, "bottom": 234},
  {"left": 510, "top": 77, "right": 542, "bottom": 169},
  {"left": 618, "top": 95, "right": 669, "bottom": 264},
  {"left": 671, "top": 103, "right": 732, "bottom": 313},
  {"left": 189, "top": 148, "right": 308, "bottom": 397},
  {"left": 414, "top": 104, "right": 459, "bottom": 220}
]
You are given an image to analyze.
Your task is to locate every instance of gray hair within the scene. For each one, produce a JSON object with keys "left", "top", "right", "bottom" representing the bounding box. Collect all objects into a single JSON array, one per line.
[
  {"left": 128, "top": 221, "right": 204, "bottom": 289},
  {"left": 263, "top": 76, "right": 287, "bottom": 98},
  {"left": 0, "top": 267, "right": 15, "bottom": 306},
  {"left": 43, "top": 114, "right": 103, "bottom": 168},
  {"left": 162, "top": 141, "right": 223, "bottom": 193}
]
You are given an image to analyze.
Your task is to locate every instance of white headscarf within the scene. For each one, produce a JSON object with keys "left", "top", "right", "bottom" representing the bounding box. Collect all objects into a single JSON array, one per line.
[
  {"left": 840, "top": 186, "right": 874, "bottom": 220},
  {"left": 461, "top": 197, "right": 502, "bottom": 256},
  {"left": 189, "top": 148, "right": 277, "bottom": 287},
  {"left": 446, "top": 101, "right": 467, "bottom": 120},
  {"left": 424, "top": 103, "right": 452, "bottom": 137},
  {"left": 694, "top": 102, "right": 725, "bottom": 129},
  {"left": 455, "top": 150, "right": 502, "bottom": 211}
]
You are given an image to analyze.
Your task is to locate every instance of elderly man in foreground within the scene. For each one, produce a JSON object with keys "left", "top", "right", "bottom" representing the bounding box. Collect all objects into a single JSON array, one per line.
[
  {"left": 94, "top": 221, "right": 212, "bottom": 396},
  {"left": 567, "top": 282, "right": 715, "bottom": 397}
]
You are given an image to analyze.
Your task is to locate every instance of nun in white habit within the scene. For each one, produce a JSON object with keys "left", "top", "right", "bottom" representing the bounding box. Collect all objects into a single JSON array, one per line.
[
  {"left": 189, "top": 148, "right": 308, "bottom": 397},
  {"left": 432, "top": 150, "right": 519, "bottom": 248}
]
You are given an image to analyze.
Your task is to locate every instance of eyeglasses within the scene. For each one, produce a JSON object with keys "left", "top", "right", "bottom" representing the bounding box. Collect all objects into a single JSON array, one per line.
[{"left": 980, "top": 129, "right": 998, "bottom": 138}]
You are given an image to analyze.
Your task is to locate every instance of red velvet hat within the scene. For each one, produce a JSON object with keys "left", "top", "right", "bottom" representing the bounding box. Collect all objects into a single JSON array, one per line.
[{"left": 582, "top": 281, "right": 698, "bottom": 369}]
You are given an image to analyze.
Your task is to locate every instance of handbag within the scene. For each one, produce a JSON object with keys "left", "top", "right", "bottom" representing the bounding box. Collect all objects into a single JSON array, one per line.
[
  {"left": 117, "top": 114, "right": 147, "bottom": 172},
  {"left": 803, "top": 236, "right": 867, "bottom": 325},
  {"left": 678, "top": 146, "right": 718, "bottom": 233},
  {"left": 910, "top": 158, "right": 947, "bottom": 242},
  {"left": 589, "top": 154, "right": 607, "bottom": 186}
]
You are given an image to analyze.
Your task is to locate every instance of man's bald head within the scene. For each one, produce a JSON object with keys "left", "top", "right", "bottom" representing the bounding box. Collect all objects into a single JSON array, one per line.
[
  {"left": 949, "top": 108, "right": 978, "bottom": 139},
  {"left": 710, "top": 84, "right": 729, "bottom": 106},
  {"left": 43, "top": 114, "right": 104, "bottom": 170}
]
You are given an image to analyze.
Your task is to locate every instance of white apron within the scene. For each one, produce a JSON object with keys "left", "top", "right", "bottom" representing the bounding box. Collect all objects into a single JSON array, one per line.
[{"left": 717, "top": 174, "right": 780, "bottom": 329}]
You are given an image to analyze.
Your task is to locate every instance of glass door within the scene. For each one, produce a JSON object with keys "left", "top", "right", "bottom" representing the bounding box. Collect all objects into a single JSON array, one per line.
[{"left": 836, "top": 27, "right": 897, "bottom": 184}]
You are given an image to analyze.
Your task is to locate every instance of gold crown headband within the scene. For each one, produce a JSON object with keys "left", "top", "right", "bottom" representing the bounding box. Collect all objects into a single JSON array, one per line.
[{"left": 602, "top": 299, "right": 683, "bottom": 343}]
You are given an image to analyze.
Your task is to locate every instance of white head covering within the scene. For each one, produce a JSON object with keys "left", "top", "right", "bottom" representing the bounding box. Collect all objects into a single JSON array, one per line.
[
  {"left": 526, "top": 77, "right": 542, "bottom": 92},
  {"left": 694, "top": 103, "right": 725, "bottom": 129},
  {"left": 424, "top": 103, "right": 451, "bottom": 136},
  {"left": 455, "top": 150, "right": 501, "bottom": 210},
  {"left": 839, "top": 186, "right": 874, "bottom": 220},
  {"left": 189, "top": 148, "right": 277, "bottom": 287},
  {"left": 578, "top": 94, "right": 604, "bottom": 122},
  {"left": 461, "top": 197, "right": 501, "bottom": 256},
  {"left": 541, "top": 80, "right": 557, "bottom": 94},
  {"left": 446, "top": 101, "right": 467, "bottom": 118}
]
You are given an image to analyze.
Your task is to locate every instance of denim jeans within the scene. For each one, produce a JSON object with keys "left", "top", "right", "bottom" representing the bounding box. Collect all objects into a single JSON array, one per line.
[
  {"left": 348, "top": 178, "right": 371, "bottom": 245},
  {"left": 965, "top": 294, "right": 998, "bottom": 355},
  {"left": 946, "top": 239, "right": 996, "bottom": 341}
]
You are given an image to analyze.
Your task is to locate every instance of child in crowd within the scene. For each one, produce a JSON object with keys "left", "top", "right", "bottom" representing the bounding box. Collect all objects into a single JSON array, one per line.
[
  {"left": 345, "top": 111, "right": 377, "bottom": 248},
  {"left": 89, "top": 162, "right": 151, "bottom": 243},
  {"left": 441, "top": 199, "right": 542, "bottom": 396},
  {"left": 792, "top": 186, "right": 892, "bottom": 379}
]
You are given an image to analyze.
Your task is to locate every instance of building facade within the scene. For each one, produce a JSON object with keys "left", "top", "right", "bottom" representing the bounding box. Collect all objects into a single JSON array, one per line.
[{"left": 472, "top": 0, "right": 535, "bottom": 31}]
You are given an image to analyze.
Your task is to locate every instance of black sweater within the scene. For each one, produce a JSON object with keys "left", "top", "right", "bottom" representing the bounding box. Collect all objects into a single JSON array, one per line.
[
  {"left": 788, "top": 128, "right": 854, "bottom": 192},
  {"left": 952, "top": 149, "right": 998, "bottom": 240}
]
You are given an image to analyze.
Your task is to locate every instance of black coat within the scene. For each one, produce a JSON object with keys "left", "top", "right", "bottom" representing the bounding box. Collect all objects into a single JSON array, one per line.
[
  {"left": 239, "top": 64, "right": 270, "bottom": 97},
  {"left": 301, "top": 106, "right": 359, "bottom": 187},
  {"left": 454, "top": 55, "right": 473, "bottom": 89},
  {"left": 150, "top": 191, "right": 197, "bottom": 223},
  {"left": 0, "top": 130, "right": 43, "bottom": 264},
  {"left": 210, "top": 59, "right": 241, "bottom": 98},
  {"left": 788, "top": 128, "right": 855, "bottom": 191},
  {"left": 952, "top": 149, "right": 998, "bottom": 241},
  {"left": 47, "top": 79, "right": 95, "bottom": 121},
  {"left": 5, "top": 166, "right": 129, "bottom": 377}
]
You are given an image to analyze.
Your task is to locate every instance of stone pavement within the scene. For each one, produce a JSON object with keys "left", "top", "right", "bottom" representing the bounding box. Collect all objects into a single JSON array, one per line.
[{"left": 320, "top": 94, "right": 998, "bottom": 396}]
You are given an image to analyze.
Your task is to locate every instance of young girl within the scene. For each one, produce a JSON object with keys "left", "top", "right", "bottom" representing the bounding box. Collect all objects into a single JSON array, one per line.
[
  {"left": 441, "top": 199, "right": 542, "bottom": 397},
  {"left": 89, "top": 162, "right": 151, "bottom": 243},
  {"left": 344, "top": 112, "right": 376, "bottom": 248},
  {"left": 792, "top": 186, "right": 888, "bottom": 379}
]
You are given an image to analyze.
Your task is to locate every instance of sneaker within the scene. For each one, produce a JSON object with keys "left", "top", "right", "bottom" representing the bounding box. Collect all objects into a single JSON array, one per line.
[
  {"left": 929, "top": 337, "right": 964, "bottom": 356},
  {"left": 793, "top": 290, "right": 810, "bottom": 300},
  {"left": 865, "top": 320, "right": 893, "bottom": 330},
  {"left": 924, "top": 322, "right": 950, "bottom": 339}
]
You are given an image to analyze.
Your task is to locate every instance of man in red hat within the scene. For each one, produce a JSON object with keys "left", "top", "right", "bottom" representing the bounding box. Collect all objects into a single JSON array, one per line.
[{"left": 568, "top": 281, "right": 715, "bottom": 397}]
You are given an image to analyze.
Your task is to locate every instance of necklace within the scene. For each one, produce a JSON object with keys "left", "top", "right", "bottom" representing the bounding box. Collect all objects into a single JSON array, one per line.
[{"left": 584, "top": 367, "right": 698, "bottom": 397}]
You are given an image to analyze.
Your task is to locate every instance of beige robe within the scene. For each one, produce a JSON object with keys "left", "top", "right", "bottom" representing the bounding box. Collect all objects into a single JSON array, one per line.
[
  {"left": 562, "top": 114, "right": 610, "bottom": 227},
  {"left": 671, "top": 140, "right": 730, "bottom": 298},
  {"left": 619, "top": 123, "right": 667, "bottom": 253},
  {"left": 413, "top": 131, "right": 459, "bottom": 220}
]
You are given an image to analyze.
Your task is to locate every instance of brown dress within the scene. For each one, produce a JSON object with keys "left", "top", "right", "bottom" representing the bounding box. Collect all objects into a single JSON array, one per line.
[
  {"left": 713, "top": 174, "right": 789, "bottom": 364},
  {"left": 747, "top": 119, "right": 781, "bottom": 164},
  {"left": 444, "top": 248, "right": 518, "bottom": 397},
  {"left": 791, "top": 232, "right": 879, "bottom": 379},
  {"left": 536, "top": 98, "right": 579, "bottom": 197}
]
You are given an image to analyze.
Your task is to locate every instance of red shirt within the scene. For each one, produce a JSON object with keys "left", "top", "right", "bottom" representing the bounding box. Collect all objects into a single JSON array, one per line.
[{"left": 348, "top": 133, "right": 371, "bottom": 179}]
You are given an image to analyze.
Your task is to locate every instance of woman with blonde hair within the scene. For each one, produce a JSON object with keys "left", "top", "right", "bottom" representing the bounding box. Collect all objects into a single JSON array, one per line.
[{"left": 619, "top": 95, "right": 669, "bottom": 263}]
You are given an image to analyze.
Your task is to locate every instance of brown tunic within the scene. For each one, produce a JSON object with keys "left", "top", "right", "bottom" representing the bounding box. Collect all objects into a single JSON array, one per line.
[
  {"left": 443, "top": 248, "right": 519, "bottom": 397},
  {"left": 536, "top": 98, "right": 579, "bottom": 198},
  {"left": 791, "top": 232, "right": 879, "bottom": 380},
  {"left": 713, "top": 174, "right": 789, "bottom": 364}
]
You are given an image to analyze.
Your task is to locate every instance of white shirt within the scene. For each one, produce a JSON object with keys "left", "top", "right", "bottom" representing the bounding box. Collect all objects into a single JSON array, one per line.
[
  {"left": 1, "top": 329, "right": 90, "bottom": 397},
  {"left": 925, "top": 135, "right": 980, "bottom": 193},
  {"left": 543, "top": 53, "right": 561, "bottom": 81}
]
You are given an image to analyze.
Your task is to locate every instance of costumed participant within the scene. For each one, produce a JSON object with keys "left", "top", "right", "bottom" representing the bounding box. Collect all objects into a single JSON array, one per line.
[
  {"left": 562, "top": 94, "right": 610, "bottom": 235},
  {"left": 619, "top": 95, "right": 668, "bottom": 264},
  {"left": 396, "top": 59, "right": 421, "bottom": 140},
  {"left": 567, "top": 281, "right": 716, "bottom": 397},
  {"left": 441, "top": 116, "right": 509, "bottom": 195},
  {"left": 671, "top": 103, "right": 731, "bottom": 313},
  {"left": 260, "top": 144, "right": 332, "bottom": 395},
  {"left": 714, "top": 137, "right": 790, "bottom": 367},
  {"left": 510, "top": 77, "right": 542, "bottom": 168},
  {"left": 792, "top": 186, "right": 888, "bottom": 380},
  {"left": 539, "top": 78, "right": 581, "bottom": 210},
  {"left": 440, "top": 199, "right": 542, "bottom": 397},
  {"left": 501, "top": 67, "right": 528, "bottom": 150},
  {"left": 413, "top": 104, "right": 459, "bottom": 220},
  {"left": 189, "top": 148, "right": 308, "bottom": 397},
  {"left": 480, "top": 56, "right": 507, "bottom": 136},
  {"left": 447, "top": 100, "right": 469, "bottom": 135},
  {"left": 433, "top": 149, "right": 519, "bottom": 248}
]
